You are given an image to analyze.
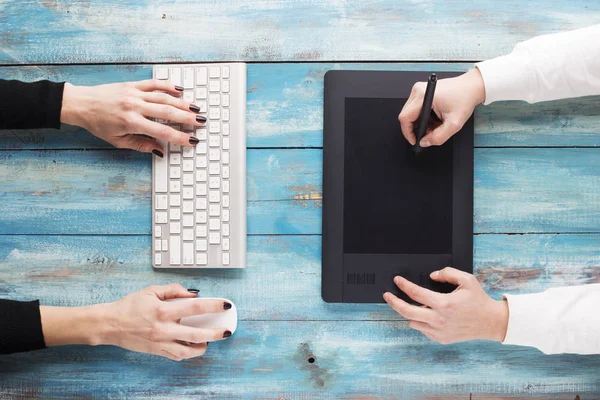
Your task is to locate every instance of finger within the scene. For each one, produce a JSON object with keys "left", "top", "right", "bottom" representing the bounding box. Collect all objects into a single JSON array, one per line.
[
  {"left": 150, "top": 283, "right": 196, "bottom": 301},
  {"left": 117, "top": 135, "right": 163, "bottom": 155},
  {"left": 163, "top": 298, "right": 230, "bottom": 320},
  {"left": 133, "top": 118, "right": 198, "bottom": 147},
  {"left": 383, "top": 292, "right": 436, "bottom": 323},
  {"left": 398, "top": 97, "right": 422, "bottom": 145},
  {"left": 142, "top": 91, "right": 201, "bottom": 114},
  {"left": 419, "top": 117, "right": 462, "bottom": 147},
  {"left": 431, "top": 267, "right": 477, "bottom": 287},
  {"left": 169, "top": 325, "right": 231, "bottom": 343},
  {"left": 158, "top": 342, "right": 207, "bottom": 361},
  {"left": 138, "top": 102, "right": 206, "bottom": 127},
  {"left": 134, "top": 79, "right": 183, "bottom": 95},
  {"left": 393, "top": 276, "right": 442, "bottom": 308},
  {"left": 408, "top": 320, "right": 434, "bottom": 333}
]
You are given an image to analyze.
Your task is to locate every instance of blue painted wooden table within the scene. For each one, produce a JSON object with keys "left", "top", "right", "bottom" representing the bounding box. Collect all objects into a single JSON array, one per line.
[{"left": 1, "top": 1, "right": 600, "bottom": 399}]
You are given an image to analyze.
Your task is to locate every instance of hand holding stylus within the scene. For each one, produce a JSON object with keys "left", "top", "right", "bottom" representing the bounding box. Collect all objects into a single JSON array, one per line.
[{"left": 398, "top": 68, "right": 485, "bottom": 147}]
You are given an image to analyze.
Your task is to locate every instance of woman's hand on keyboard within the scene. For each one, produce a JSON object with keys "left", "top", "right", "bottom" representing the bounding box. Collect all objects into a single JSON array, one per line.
[
  {"left": 398, "top": 68, "right": 485, "bottom": 147},
  {"left": 96, "top": 284, "right": 232, "bottom": 361},
  {"left": 60, "top": 80, "right": 206, "bottom": 156}
]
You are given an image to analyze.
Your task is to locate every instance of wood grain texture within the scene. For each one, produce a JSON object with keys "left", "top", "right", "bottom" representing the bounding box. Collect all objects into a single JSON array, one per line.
[
  {"left": 1, "top": 1, "right": 600, "bottom": 64},
  {"left": 1, "top": 63, "right": 600, "bottom": 149},
  {"left": 1, "top": 321, "right": 600, "bottom": 400},
  {"left": 1, "top": 148, "right": 598, "bottom": 235},
  {"left": 1, "top": 234, "right": 599, "bottom": 320}
]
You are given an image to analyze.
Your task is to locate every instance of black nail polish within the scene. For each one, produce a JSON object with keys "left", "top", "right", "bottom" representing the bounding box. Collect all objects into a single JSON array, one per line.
[
  {"left": 189, "top": 104, "right": 200, "bottom": 113},
  {"left": 223, "top": 301, "right": 232, "bottom": 310},
  {"left": 187, "top": 288, "right": 199, "bottom": 294},
  {"left": 175, "top": 85, "right": 184, "bottom": 92},
  {"left": 223, "top": 330, "right": 232, "bottom": 338},
  {"left": 152, "top": 149, "right": 164, "bottom": 158},
  {"left": 196, "top": 114, "right": 207, "bottom": 123},
  {"left": 189, "top": 137, "right": 200, "bottom": 145}
]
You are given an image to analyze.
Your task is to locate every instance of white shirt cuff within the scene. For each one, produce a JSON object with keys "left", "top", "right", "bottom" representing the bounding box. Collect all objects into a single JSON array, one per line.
[
  {"left": 476, "top": 52, "right": 533, "bottom": 105},
  {"left": 502, "top": 292, "right": 551, "bottom": 352}
]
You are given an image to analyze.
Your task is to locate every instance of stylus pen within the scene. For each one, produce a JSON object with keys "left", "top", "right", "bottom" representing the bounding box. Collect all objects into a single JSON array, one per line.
[{"left": 413, "top": 73, "right": 437, "bottom": 154}]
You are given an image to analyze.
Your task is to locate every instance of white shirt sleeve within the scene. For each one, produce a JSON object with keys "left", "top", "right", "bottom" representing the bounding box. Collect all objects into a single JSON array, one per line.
[
  {"left": 476, "top": 24, "right": 600, "bottom": 104},
  {"left": 502, "top": 284, "right": 600, "bottom": 354}
]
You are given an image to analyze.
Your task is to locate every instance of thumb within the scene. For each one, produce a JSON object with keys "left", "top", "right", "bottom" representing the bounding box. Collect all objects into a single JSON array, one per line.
[
  {"left": 150, "top": 283, "right": 197, "bottom": 301},
  {"left": 419, "top": 117, "right": 463, "bottom": 147},
  {"left": 119, "top": 135, "right": 164, "bottom": 156},
  {"left": 430, "top": 267, "right": 475, "bottom": 287},
  {"left": 398, "top": 97, "right": 423, "bottom": 146}
]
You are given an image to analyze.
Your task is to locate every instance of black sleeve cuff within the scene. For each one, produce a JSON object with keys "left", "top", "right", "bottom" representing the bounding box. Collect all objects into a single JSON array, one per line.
[
  {"left": 0, "top": 80, "right": 65, "bottom": 129},
  {"left": 0, "top": 299, "right": 47, "bottom": 354}
]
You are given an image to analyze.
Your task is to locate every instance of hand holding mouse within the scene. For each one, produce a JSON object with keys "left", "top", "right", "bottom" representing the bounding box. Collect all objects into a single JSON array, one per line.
[
  {"left": 383, "top": 267, "right": 509, "bottom": 344},
  {"left": 398, "top": 68, "right": 485, "bottom": 147}
]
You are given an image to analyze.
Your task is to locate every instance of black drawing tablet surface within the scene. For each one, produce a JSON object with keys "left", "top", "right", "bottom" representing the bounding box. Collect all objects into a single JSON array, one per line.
[{"left": 322, "top": 71, "right": 474, "bottom": 303}]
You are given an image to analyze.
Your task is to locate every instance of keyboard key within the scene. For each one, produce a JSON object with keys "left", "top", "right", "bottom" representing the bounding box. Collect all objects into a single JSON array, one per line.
[
  {"left": 197, "top": 156, "right": 207, "bottom": 168},
  {"left": 183, "top": 242, "right": 194, "bottom": 265},
  {"left": 209, "top": 219, "right": 220, "bottom": 231},
  {"left": 183, "top": 91, "right": 194, "bottom": 103},
  {"left": 154, "top": 253, "right": 162, "bottom": 266},
  {"left": 209, "top": 108, "right": 220, "bottom": 120},
  {"left": 196, "top": 198, "right": 207, "bottom": 210},
  {"left": 154, "top": 225, "right": 162, "bottom": 237},
  {"left": 209, "top": 80, "right": 220, "bottom": 92},
  {"left": 170, "top": 208, "right": 181, "bottom": 220},
  {"left": 209, "top": 121, "right": 220, "bottom": 133},
  {"left": 209, "top": 163, "right": 220, "bottom": 175},
  {"left": 222, "top": 166, "right": 230, "bottom": 179},
  {"left": 183, "top": 147, "right": 195, "bottom": 158},
  {"left": 209, "top": 204, "right": 220, "bottom": 217},
  {"left": 209, "top": 176, "right": 220, "bottom": 189},
  {"left": 182, "top": 173, "right": 194, "bottom": 186},
  {"left": 155, "top": 67, "right": 169, "bottom": 80},
  {"left": 182, "top": 159, "right": 194, "bottom": 172},
  {"left": 196, "top": 128, "right": 208, "bottom": 140},
  {"left": 162, "top": 239, "right": 168, "bottom": 251},
  {"left": 196, "top": 67, "right": 207, "bottom": 85},
  {"left": 222, "top": 123, "right": 230, "bottom": 136},
  {"left": 209, "top": 66, "right": 220, "bottom": 78},
  {"left": 169, "top": 142, "right": 181, "bottom": 152},
  {"left": 196, "top": 142, "right": 207, "bottom": 155},
  {"left": 170, "top": 222, "right": 181, "bottom": 234},
  {"left": 209, "top": 135, "right": 220, "bottom": 147},
  {"left": 222, "top": 252, "right": 230, "bottom": 266},
  {"left": 183, "top": 67, "right": 194, "bottom": 89},
  {"left": 183, "top": 214, "right": 194, "bottom": 227},
  {"left": 170, "top": 68, "right": 182, "bottom": 87},
  {"left": 196, "top": 170, "right": 207, "bottom": 182},
  {"left": 222, "top": 109, "right": 230, "bottom": 121},
  {"left": 196, "top": 225, "right": 207, "bottom": 237},
  {"left": 196, "top": 183, "right": 207, "bottom": 196},
  {"left": 223, "top": 195, "right": 230, "bottom": 208},
  {"left": 182, "top": 187, "right": 194, "bottom": 199},
  {"left": 196, "top": 211, "right": 207, "bottom": 223},
  {"left": 196, "top": 239, "right": 207, "bottom": 251},
  {"left": 222, "top": 80, "right": 230, "bottom": 93},
  {"left": 196, "top": 252, "right": 208, "bottom": 265},
  {"left": 222, "top": 180, "right": 230, "bottom": 193},
  {"left": 155, "top": 195, "right": 168, "bottom": 210},
  {"left": 170, "top": 166, "right": 181, "bottom": 179},
  {"left": 170, "top": 153, "right": 181, "bottom": 165},
  {"left": 209, "top": 94, "right": 220, "bottom": 106},
  {"left": 170, "top": 236, "right": 181, "bottom": 264},
  {"left": 170, "top": 194, "right": 181, "bottom": 207},
  {"left": 223, "top": 237, "right": 230, "bottom": 251},
  {"left": 222, "top": 152, "right": 230, "bottom": 164},
  {"left": 196, "top": 101, "right": 207, "bottom": 112},
  {"left": 222, "top": 137, "right": 230, "bottom": 150},
  {"left": 182, "top": 201, "right": 194, "bottom": 213},
  {"left": 222, "top": 94, "right": 230, "bottom": 107},
  {"left": 209, "top": 149, "right": 220, "bottom": 161},
  {"left": 154, "top": 150, "right": 168, "bottom": 193},
  {"left": 155, "top": 212, "right": 168, "bottom": 224},
  {"left": 209, "top": 232, "right": 220, "bottom": 244},
  {"left": 209, "top": 191, "right": 221, "bottom": 203},
  {"left": 222, "top": 66, "right": 230, "bottom": 78},
  {"left": 222, "top": 209, "right": 230, "bottom": 222},
  {"left": 196, "top": 87, "right": 207, "bottom": 99},
  {"left": 183, "top": 228, "right": 194, "bottom": 241},
  {"left": 222, "top": 223, "right": 230, "bottom": 237}
]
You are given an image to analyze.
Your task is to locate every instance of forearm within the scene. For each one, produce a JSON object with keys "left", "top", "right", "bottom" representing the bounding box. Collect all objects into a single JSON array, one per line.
[
  {"left": 476, "top": 24, "right": 600, "bottom": 104},
  {"left": 0, "top": 79, "right": 65, "bottom": 129},
  {"left": 503, "top": 283, "right": 600, "bottom": 354},
  {"left": 40, "top": 304, "right": 109, "bottom": 347}
]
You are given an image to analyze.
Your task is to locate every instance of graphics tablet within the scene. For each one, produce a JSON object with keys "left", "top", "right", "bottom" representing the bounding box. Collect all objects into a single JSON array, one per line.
[{"left": 322, "top": 70, "right": 474, "bottom": 303}]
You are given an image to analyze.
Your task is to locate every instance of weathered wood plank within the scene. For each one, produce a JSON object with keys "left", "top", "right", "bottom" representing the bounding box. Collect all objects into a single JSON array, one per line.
[
  {"left": 1, "top": 321, "right": 599, "bottom": 399},
  {"left": 2, "top": 1, "right": 600, "bottom": 64},
  {"left": 0, "top": 148, "right": 598, "bottom": 235},
  {"left": 1, "top": 63, "right": 599, "bottom": 149},
  {"left": 2, "top": 234, "right": 598, "bottom": 320}
]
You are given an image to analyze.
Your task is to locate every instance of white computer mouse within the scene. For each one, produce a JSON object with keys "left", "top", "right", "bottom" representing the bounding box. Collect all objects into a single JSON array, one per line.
[{"left": 167, "top": 297, "right": 238, "bottom": 333}]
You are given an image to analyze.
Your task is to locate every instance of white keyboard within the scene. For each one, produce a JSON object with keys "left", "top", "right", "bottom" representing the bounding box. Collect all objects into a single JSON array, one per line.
[{"left": 152, "top": 63, "right": 246, "bottom": 268}]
